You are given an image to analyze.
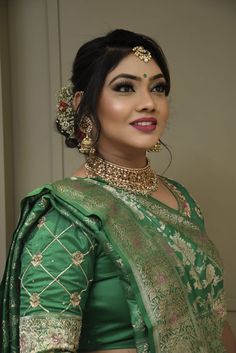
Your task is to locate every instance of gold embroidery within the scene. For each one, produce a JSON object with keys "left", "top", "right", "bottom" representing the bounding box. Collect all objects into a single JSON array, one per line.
[
  {"left": 31, "top": 253, "right": 43, "bottom": 267},
  {"left": 72, "top": 251, "right": 84, "bottom": 266},
  {"left": 213, "top": 294, "right": 227, "bottom": 319},
  {"left": 52, "top": 178, "right": 226, "bottom": 353},
  {"left": 38, "top": 196, "right": 49, "bottom": 209},
  {"left": 163, "top": 179, "right": 192, "bottom": 218},
  {"left": 30, "top": 293, "right": 40, "bottom": 308},
  {"left": 205, "top": 264, "right": 216, "bottom": 284},
  {"left": 21, "top": 216, "right": 95, "bottom": 316},
  {"left": 20, "top": 314, "right": 81, "bottom": 353},
  {"left": 37, "top": 216, "right": 46, "bottom": 228},
  {"left": 70, "top": 292, "right": 81, "bottom": 307},
  {"left": 116, "top": 258, "right": 124, "bottom": 268},
  {"left": 195, "top": 205, "right": 204, "bottom": 219},
  {"left": 171, "top": 232, "right": 196, "bottom": 266}
]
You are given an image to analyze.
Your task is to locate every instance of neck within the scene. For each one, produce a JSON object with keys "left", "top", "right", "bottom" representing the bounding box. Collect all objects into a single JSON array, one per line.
[
  {"left": 85, "top": 153, "right": 159, "bottom": 195},
  {"left": 97, "top": 147, "right": 147, "bottom": 169}
]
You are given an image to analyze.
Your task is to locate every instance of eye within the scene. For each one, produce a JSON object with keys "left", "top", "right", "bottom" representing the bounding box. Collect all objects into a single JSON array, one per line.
[
  {"left": 112, "top": 81, "right": 134, "bottom": 93},
  {"left": 152, "top": 82, "right": 167, "bottom": 94}
]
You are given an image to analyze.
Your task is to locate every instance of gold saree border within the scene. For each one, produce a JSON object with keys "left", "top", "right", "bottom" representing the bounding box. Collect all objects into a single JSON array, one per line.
[
  {"left": 20, "top": 313, "right": 81, "bottom": 353},
  {"left": 52, "top": 178, "right": 227, "bottom": 353}
]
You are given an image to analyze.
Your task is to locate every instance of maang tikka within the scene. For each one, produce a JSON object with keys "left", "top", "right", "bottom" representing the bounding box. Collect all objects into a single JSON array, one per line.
[{"left": 132, "top": 46, "right": 152, "bottom": 63}]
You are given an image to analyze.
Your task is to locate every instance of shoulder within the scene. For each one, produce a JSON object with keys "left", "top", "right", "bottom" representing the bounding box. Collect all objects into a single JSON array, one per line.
[
  {"left": 161, "top": 176, "right": 189, "bottom": 193},
  {"left": 18, "top": 177, "right": 101, "bottom": 240},
  {"left": 25, "top": 176, "right": 90, "bottom": 197},
  {"left": 22, "top": 207, "right": 97, "bottom": 257},
  {"left": 161, "top": 176, "right": 197, "bottom": 204},
  {"left": 23, "top": 177, "right": 90, "bottom": 208},
  {"left": 161, "top": 176, "right": 205, "bottom": 225},
  {"left": 19, "top": 183, "right": 98, "bottom": 267}
]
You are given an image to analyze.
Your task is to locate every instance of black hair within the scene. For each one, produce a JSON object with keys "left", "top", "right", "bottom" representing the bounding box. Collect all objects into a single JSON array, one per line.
[{"left": 60, "top": 29, "right": 171, "bottom": 149}]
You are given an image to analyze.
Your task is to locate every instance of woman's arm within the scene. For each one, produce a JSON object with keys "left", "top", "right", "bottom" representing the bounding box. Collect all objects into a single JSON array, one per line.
[
  {"left": 20, "top": 208, "right": 96, "bottom": 352},
  {"left": 222, "top": 321, "right": 236, "bottom": 353}
]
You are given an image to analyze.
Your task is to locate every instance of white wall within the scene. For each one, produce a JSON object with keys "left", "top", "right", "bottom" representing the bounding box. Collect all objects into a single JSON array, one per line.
[{"left": 0, "top": 0, "right": 14, "bottom": 276}]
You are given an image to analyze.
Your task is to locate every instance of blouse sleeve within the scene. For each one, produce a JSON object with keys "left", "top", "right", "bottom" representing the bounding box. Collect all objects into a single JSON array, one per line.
[{"left": 19, "top": 208, "right": 96, "bottom": 353}]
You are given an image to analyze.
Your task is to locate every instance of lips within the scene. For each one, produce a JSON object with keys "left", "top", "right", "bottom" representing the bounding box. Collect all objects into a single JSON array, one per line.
[{"left": 130, "top": 117, "right": 157, "bottom": 132}]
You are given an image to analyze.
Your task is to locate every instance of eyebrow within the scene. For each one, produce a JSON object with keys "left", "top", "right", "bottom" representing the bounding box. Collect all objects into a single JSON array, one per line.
[{"left": 108, "top": 73, "right": 165, "bottom": 85}]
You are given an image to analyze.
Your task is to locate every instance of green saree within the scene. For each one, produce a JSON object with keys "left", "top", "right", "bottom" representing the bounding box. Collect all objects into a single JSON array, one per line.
[{"left": 0, "top": 176, "right": 227, "bottom": 353}]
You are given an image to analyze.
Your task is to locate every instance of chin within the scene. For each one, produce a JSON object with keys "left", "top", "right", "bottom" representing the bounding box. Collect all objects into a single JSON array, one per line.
[
  {"left": 131, "top": 145, "right": 152, "bottom": 152},
  {"left": 137, "top": 142, "right": 159, "bottom": 150}
]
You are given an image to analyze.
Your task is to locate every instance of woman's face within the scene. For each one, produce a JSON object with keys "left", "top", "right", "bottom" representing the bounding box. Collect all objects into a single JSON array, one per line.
[{"left": 97, "top": 53, "right": 169, "bottom": 157}]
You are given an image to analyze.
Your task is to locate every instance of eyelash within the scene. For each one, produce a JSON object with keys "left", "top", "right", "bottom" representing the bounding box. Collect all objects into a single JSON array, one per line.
[{"left": 112, "top": 80, "right": 167, "bottom": 94}]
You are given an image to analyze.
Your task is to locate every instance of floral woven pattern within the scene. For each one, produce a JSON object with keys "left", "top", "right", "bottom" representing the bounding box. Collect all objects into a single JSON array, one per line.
[{"left": 20, "top": 314, "right": 81, "bottom": 353}]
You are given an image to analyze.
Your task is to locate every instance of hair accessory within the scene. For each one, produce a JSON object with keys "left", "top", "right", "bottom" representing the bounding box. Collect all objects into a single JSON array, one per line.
[
  {"left": 132, "top": 46, "right": 152, "bottom": 63},
  {"left": 79, "top": 117, "right": 95, "bottom": 154},
  {"left": 85, "top": 154, "right": 159, "bottom": 195},
  {"left": 56, "top": 85, "right": 85, "bottom": 148},
  {"left": 148, "top": 140, "right": 162, "bottom": 152},
  {"left": 56, "top": 85, "right": 76, "bottom": 138}
]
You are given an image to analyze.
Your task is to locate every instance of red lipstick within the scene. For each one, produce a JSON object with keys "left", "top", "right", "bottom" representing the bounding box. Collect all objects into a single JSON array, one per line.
[{"left": 130, "top": 117, "right": 157, "bottom": 132}]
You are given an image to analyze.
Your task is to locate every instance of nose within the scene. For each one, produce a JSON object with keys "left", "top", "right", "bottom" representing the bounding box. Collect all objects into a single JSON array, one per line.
[{"left": 135, "top": 90, "right": 156, "bottom": 112}]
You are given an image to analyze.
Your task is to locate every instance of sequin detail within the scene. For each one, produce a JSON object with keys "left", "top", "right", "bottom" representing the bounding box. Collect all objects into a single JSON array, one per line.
[
  {"left": 70, "top": 292, "right": 81, "bottom": 307},
  {"left": 30, "top": 293, "right": 40, "bottom": 308},
  {"left": 31, "top": 253, "right": 43, "bottom": 267},
  {"left": 72, "top": 251, "right": 84, "bottom": 266}
]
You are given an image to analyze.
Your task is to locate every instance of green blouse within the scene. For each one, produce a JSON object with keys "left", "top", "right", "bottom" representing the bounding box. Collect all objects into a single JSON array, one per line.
[
  {"left": 20, "top": 208, "right": 135, "bottom": 351},
  {"left": 0, "top": 176, "right": 227, "bottom": 353}
]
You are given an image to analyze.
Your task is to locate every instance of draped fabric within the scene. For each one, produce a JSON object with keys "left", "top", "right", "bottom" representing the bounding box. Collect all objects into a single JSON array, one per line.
[{"left": 0, "top": 176, "right": 227, "bottom": 353}]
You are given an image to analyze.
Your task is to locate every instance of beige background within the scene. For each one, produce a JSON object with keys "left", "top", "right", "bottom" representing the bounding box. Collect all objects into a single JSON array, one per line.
[{"left": 0, "top": 0, "right": 235, "bottom": 334}]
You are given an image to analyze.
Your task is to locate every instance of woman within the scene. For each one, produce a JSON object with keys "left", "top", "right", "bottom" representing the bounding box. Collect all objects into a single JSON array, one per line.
[{"left": 0, "top": 29, "right": 235, "bottom": 353}]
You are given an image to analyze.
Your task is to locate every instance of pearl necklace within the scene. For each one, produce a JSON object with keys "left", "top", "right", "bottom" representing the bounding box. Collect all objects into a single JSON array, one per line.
[{"left": 85, "top": 154, "right": 159, "bottom": 195}]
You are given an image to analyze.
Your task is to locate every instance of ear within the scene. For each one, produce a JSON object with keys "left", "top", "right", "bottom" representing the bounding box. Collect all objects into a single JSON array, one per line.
[{"left": 73, "top": 91, "right": 84, "bottom": 111}]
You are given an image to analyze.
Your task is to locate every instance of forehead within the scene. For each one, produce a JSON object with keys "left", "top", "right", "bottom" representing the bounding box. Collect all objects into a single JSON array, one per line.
[{"left": 106, "top": 53, "right": 162, "bottom": 80}]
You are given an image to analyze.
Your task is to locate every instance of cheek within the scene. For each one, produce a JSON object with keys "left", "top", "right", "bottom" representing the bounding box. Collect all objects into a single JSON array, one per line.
[
  {"left": 98, "top": 96, "right": 130, "bottom": 122},
  {"left": 158, "top": 102, "right": 169, "bottom": 136},
  {"left": 161, "top": 100, "right": 169, "bottom": 121}
]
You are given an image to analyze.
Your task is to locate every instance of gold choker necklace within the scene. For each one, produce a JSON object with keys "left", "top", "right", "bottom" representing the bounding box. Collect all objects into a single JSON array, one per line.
[{"left": 85, "top": 154, "right": 159, "bottom": 195}]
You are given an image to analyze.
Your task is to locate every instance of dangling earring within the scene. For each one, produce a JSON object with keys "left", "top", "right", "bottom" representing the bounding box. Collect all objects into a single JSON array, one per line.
[
  {"left": 78, "top": 117, "right": 95, "bottom": 154},
  {"left": 148, "top": 140, "right": 162, "bottom": 152}
]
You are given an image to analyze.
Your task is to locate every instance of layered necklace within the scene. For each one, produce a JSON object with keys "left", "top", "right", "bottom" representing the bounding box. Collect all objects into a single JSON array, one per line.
[{"left": 85, "top": 154, "right": 159, "bottom": 195}]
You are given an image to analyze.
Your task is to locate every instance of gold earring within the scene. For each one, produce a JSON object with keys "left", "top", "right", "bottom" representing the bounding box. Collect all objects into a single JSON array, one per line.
[
  {"left": 148, "top": 141, "right": 162, "bottom": 152},
  {"left": 78, "top": 117, "right": 95, "bottom": 154}
]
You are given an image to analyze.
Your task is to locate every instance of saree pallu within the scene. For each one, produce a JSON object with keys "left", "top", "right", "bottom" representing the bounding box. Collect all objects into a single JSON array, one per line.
[{"left": 0, "top": 176, "right": 227, "bottom": 353}]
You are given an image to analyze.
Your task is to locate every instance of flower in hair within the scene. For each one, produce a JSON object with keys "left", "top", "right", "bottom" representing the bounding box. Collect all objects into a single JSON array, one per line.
[
  {"left": 58, "top": 100, "right": 69, "bottom": 112},
  {"left": 56, "top": 85, "right": 75, "bottom": 139}
]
